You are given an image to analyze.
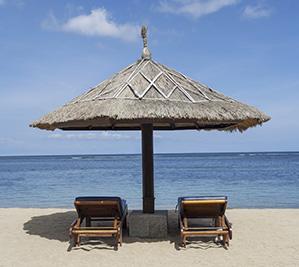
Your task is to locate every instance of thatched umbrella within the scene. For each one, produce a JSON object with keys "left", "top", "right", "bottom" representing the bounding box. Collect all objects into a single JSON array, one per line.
[{"left": 31, "top": 26, "right": 270, "bottom": 213}]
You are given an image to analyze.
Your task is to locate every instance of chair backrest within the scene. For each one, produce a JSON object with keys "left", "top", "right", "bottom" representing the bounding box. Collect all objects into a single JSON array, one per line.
[
  {"left": 74, "top": 197, "right": 123, "bottom": 219},
  {"left": 179, "top": 196, "right": 227, "bottom": 218}
]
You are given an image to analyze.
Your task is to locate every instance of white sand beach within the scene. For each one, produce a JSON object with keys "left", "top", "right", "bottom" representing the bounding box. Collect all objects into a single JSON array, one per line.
[{"left": 0, "top": 208, "right": 299, "bottom": 267}]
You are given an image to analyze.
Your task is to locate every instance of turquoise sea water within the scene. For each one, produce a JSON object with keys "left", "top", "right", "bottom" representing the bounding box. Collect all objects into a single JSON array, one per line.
[{"left": 0, "top": 152, "right": 298, "bottom": 209}]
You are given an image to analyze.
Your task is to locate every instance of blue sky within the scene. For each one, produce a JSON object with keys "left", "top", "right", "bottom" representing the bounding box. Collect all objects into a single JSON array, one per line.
[{"left": 0, "top": 0, "right": 298, "bottom": 155}]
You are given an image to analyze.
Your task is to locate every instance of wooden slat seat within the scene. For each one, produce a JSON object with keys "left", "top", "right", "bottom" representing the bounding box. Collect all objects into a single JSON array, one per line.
[
  {"left": 178, "top": 196, "right": 232, "bottom": 249},
  {"left": 69, "top": 196, "right": 128, "bottom": 250}
]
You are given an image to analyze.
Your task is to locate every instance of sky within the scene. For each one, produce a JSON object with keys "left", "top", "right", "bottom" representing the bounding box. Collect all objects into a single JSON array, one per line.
[{"left": 0, "top": 0, "right": 298, "bottom": 156}]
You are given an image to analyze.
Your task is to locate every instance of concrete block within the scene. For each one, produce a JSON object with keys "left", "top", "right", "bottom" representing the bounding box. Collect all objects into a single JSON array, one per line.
[{"left": 128, "top": 210, "right": 168, "bottom": 238}]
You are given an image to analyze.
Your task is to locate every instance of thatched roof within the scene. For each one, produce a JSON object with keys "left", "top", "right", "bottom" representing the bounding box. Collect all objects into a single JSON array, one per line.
[{"left": 31, "top": 27, "right": 270, "bottom": 132}]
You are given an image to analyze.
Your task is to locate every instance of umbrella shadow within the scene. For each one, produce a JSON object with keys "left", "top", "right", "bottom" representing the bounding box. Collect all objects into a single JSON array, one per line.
[
  {"left": 23, "top": 210, "right": 223, "bottom": 251},
  {"left": 23, "top": 211, "right": 76, "bottom": 242}
]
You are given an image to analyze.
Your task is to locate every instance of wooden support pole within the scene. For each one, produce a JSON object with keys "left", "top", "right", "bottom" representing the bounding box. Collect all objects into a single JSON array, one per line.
[{"left": 141, "top": 124, "right": 155, "bottom": 213}]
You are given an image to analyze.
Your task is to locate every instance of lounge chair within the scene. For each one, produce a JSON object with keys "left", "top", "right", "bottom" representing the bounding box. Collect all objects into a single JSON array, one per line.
[
  {"left": 69, "top": 196, "right": 128, "bottom": 250},
  {"left": 177, "top": 196, "right": 232, "bottom": 248}
]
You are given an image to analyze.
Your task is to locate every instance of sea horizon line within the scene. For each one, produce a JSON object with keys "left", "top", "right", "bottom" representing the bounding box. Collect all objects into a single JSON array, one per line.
[{"left": 0, "top": 150, "right": 298, "bottom": 158}]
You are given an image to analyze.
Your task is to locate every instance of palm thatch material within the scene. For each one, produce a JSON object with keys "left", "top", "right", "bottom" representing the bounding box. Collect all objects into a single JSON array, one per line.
[
  {"left": 31, "top": 58, "right": 270, "bottom": 131},
  {"left": 31, "top": 29, "right": 270, "bottom": 132}
]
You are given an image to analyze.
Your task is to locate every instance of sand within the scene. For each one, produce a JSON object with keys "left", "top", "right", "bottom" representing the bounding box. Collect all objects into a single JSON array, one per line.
[{"left": 0, "top": 208, "right": 298, "bottom": 267}]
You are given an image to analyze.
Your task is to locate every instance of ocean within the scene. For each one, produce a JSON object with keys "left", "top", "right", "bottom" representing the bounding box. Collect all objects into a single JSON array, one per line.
[{"left": 0, "top": 152, "right": 298, "bottom": 209}]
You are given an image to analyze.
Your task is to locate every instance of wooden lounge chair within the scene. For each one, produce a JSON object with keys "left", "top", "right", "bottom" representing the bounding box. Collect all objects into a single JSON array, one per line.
[
  {"left": 177, "top": 196, "right": 232, "bottom": 248},
  {"left": 69, "top": 196, "right": 128, "bottom": 250}
]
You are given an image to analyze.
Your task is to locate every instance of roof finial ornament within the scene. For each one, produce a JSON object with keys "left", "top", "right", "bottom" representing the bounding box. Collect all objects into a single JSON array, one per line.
[{"left": 141, "top": 25, "right": 151, "bottom": 60}]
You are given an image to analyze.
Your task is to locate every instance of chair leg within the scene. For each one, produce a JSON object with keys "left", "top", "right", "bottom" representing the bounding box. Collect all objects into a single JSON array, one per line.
[
  {"left": 119, "top": 229, "right": 123, "bottom": 247},
  {"left": 182, "top": 235, "right": 187, "bottom": 248},
  {"left": 225, "top": 234, "right": 230, "bottom": 247},
  {"left": 75, "top": 234, "right": 80, "bottom": 247},
  {"left": 215, "top": 216, "right": 221, "bottom": 243},
  {"left": 222, "top": 234, "right": 229, "bottom": 249},
  {"left": 114, "top": 234, "right": 119, "bottom": 251}
]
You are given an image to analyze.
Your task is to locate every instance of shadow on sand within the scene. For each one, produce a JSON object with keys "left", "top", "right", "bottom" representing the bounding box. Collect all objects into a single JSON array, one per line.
[{"left": 23, "top": 210, "right": 224, "bottom": 251}]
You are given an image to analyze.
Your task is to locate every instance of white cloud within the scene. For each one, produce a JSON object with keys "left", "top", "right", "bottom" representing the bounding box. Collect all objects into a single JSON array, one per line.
[
  {"left": 48, "top": 132, "right": 139, "bottom": 141},
  {"left": 243, "top": 4, "right": 272, "bottom": 19},
  {"left": 158, "top": 0, "right": 239, "bottom": 18},
  {"left": 42, "top": 8, "right": 139, "bottom": 42}
]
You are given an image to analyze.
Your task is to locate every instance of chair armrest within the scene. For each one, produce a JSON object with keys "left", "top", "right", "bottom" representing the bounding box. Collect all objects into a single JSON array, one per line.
[
  {"left": 179, "top": 214, "right": 188, "bottom": 230},
  {"left": 119, "top": 203, "right": 128, "bottom": 227},
  {"left": 120, "top": 209, "right": 127, "bottom": 223},
  {"left": 69, "top": 218, "right": 79, "bottom": 238},
  {"left": 224, "top": 215, "right": 232, "bottom": 239},
  {"left": 69, "top": 218, "right": 82, "bottom": 232},
  {"left": 70, "top": 219, "right": 78, "bottom": 228},
  {"left": 179, "top": 217, "right": 184, "bottom": 230}
]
